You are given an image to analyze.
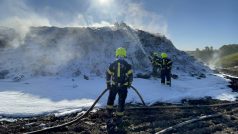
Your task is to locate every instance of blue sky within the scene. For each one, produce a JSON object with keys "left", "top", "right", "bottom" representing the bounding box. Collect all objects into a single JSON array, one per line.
[
  {"left": 0, "top": 0, "right": 237, "bottom": 50},
  {"left": 142, "top": 0, "right": 238, "bottom": 50}
]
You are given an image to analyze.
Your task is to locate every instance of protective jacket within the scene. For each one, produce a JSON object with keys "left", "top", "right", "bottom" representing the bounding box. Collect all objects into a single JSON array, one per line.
[
  {"left": 106, "top": 58, "right": 133, "bottom": 87},
  {"left": 149, "top": 55, "right": 161, "bottom": 77},
  {"left": 149, "top": 55, "right": 160, "bottom": 67},
  {"left": 160, "top": 58, "right": 172, "bottom": 71}
]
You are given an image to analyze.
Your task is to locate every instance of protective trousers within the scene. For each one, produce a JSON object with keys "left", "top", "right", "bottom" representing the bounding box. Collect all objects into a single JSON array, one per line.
[
  {"left": 107, "top": 86, "right": 128, "bottom": 117},
  {"left": 161, "top": 69, "right": 171, "bottom": 86}
]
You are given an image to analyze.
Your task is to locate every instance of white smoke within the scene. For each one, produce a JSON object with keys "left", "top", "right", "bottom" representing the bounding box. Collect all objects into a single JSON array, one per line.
[
  {"left": 75, "top": 0, "right": 168, "bottom": 35},
  {"left": 208, "top": 52, "right": 221, "bottom": 69},
  {"left": 0, "top": 0, "right": 169, "bottom": 77},
  {"left": 0, "top": 0, "right": 50, "bottom": 48},
  {"left": 0, "top": 0, "right": 168, "bottom": 35},
  {"left": 0, "top": 16, "right": 50, "bottom": 48}
]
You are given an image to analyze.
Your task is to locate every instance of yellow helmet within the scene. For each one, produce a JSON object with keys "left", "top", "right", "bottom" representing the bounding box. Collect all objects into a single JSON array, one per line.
[
  {"left": 116, "top": 47, "right": 126, "bottom": 58},
  {"left": 161, "top": 53, "right": 167, "bottom": 58}
]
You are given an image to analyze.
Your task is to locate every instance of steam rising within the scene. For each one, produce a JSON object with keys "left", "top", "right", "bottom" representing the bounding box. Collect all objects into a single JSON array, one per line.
[
  {"left": 0, "top": 0, "right": 169, "bottom": 78},
  {"left": 0, "top": 0, "right": 168, "bottom": 34}
]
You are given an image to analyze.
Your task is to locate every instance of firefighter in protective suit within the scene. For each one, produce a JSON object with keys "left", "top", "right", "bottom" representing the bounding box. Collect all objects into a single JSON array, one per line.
[
  {"left": 149, "top": 52, "right": 161, "bottom": 77},
  {"left": 106, "top": 47, "right": 133, "bottom": 128},
  {"left": 159, "top": 53, "right": 172, "bottom": 86}
]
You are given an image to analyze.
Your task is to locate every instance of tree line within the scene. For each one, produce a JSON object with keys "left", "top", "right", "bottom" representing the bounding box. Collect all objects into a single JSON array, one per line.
[{"left": 189, "top": 44, "right": 238, "bottom": 66}]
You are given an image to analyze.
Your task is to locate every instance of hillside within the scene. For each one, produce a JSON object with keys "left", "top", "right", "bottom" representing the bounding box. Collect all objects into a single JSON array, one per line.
[
  {"left": 187, "top": 44, "right": 238, "bottom": 68},
  {"left": 219, "top": 44, "right": 238, "bottom": 57},
  {"left": 216, "top": 53, "right": 238, "bottom": 76},
  {"left": 216, "top": 52, "right": 238, "bottom": 68}
]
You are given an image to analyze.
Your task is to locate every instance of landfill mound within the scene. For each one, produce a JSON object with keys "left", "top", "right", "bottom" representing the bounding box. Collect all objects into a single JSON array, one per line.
[{"left": 0, "top": 23, "right": 209, "bottom": 78}]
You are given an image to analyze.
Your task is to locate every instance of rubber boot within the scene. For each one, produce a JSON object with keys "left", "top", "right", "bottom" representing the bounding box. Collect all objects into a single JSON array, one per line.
[
  {"left": 166, "top": 81, "right": 171, "bottom": 87},
  {"left": 114, "top": 116, "right": 126, "bottom": 133}
]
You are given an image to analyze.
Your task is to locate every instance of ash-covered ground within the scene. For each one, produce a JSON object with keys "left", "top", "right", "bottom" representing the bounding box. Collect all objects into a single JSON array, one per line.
[{"left": 1, "top": 98, "right": 238, "bottom": 134}]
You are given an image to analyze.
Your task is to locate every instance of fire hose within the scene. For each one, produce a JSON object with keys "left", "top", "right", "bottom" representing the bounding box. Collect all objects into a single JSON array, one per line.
[
  {"left": 24, "top": 86, "right": 146, "bottom": 134},
  {"left": 25, "top": 88, "right": 109, "bottom": 134},
  {"left": 24, "top": 85, "right": 238, "bottom": 134}
]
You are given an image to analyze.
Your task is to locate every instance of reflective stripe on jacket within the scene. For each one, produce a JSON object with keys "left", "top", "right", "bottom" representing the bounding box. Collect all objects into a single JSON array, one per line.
[
  {"left": 106, "top": 58, "right": 133, "bottom": 86},
  {"left": 159, "top": 58, "right": 172, "bottom": 70}
]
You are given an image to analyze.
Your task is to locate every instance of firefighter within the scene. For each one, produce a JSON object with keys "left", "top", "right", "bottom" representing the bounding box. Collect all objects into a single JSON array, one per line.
[
  {"left": 159, "top": 53, "right": 172, "bottom": 86},
  {"left": 149, "top": 52, "right": 161, "bottom": 77},
  {"left": 106, "top": 47, "right": 133, "bottom": 127}
]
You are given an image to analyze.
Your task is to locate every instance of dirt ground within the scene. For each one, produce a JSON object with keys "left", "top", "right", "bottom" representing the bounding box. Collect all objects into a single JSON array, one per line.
[{"left": 1, "top": 98, "right": 238, "bottom": 134}]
